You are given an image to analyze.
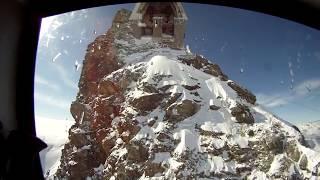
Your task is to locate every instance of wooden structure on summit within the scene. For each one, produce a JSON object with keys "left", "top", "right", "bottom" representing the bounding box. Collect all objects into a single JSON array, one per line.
[{"left": 129, "top": 2, "right": 188, "bottom": 49}]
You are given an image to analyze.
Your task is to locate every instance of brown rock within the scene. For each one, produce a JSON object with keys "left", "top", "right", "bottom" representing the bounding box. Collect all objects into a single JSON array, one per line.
[
  {"left": 144, "top": 161, "right": 165, "bottom": 177},
  {"left": 141, "top": 83, "right": 159, "bottom": 93},
  {"left": 101, "top": 134, "right": 116, "bottom": 155},
  {"left": 70, "top": 101, "right": 89, "bottom": 124},
  {"left": 230, "top": 104, "right": 254, "bottom": 124},
  {"left": 78, "top": 29, "right": 122, "bottom": 99},
  {"left": 147, "top": 118, "right": 156, "bottom": 127},
  {"left": 98, "top": 80, "right": 120, "bottom": 96},
  {"left": 227, "top": 81, "right": 256, "bottom": 104},
  {"left": 112, "top": 9, "right": 131, "bottom": 25},
  {"left": 158, "top": 85, "right": 172, "bottom": 92},
  {"left": 247, "top": 130, "right": 254, "bottom": 137},
  {"left": 299, "top": 154, "right": 308, "bottom": 170},
  {"left": 286, "top": 141, "right": 301, "bottom": 162},
  {"left": 126, "top": 142, "right": 149, "bottom": 162},
  {"left": 160, "top": 93, "right": 182, "bottom": 109},
  {"left": 69, "top": 130, "right": 89, "bottom": 148},
  {"left": 165, "top": 99, "right": 200, "bottom": 123},
  {"left": 95, "top": 128, "right": 109, "bottom": 143},
  {"left": 266, "top": 134, "right": 285, "bottom": 154},
  {"left": 111, "top": 68, "right": 140, "bottom": 87},
  {"left": 156, "top": 132, "right": 172, "bottom": 142},
  {"left": 130, "top": 93, "right": 167, "bottom": 113},
  {"left": 182, "top": 84, "right": 200, "bottom": 91},
  {"left": 209, "top": 104, "right": 220, "bottom": 110},
  {"left": 178, "top": 55, "right": 228, "bottom": 80}
]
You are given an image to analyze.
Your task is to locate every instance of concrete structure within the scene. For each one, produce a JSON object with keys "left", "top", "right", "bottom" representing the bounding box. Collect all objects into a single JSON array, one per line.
[{"left": 129, "top": 2, "right": 188, "bottom": 49}]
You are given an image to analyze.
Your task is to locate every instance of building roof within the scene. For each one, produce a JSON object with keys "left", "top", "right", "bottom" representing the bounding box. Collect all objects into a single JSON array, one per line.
[{"left": 129, "top": 2, "right": 188, "bottom": 21}]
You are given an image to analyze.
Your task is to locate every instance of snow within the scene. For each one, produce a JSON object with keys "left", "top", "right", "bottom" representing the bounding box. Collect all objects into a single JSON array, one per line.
[
  {"left": 153, "top": 121, "right": 167, "bottom": 133},
  {"left": 111, "top": 147, "right": 128, "bottom": 158},
  {"left": 116, "top": 138, "right": 124, "bottom": 145},
  {"left": 142, "top": 55, "right": 204, "bottom": 86},
  {"left": 297, "top": 143, "right": 320, "bottom": 172},
  {"left": 174, "top": 129, "right": 199, "bottom": 155},
  {"left": 132, "top": 125, "right": 154, "bottom": 141},
  {"left": 297, "top": 120, "right": 320, "bottom": 152},
  {"left": 267, "top": 154, "right": 285, "bottom": 175},
  {"left": 50, "top": 38, "right": 320, "bottom": 179},
  {"left": 168, "top": 158, "right": 183, "bottom": 170},
  {"left": 119, "top": 51, "right": 320, "bottom": 178},
  {"left": 248, "top": 169, "right": 268, "bottom": 180},
  {"left": 153, "top": 152, "right": 171, "bottom": 163},
  {"left": 229, "top": 135, "right": 249, "bottom": 148},
  {"left": 208, "top": 156, "right": 224, "bottom": 173},
  {"left": 35, "top": 116, "right": 74, "bottom": 178},
  {"left": 205, "top": 77, "right": 237, "bottom": 108},
  {"left": 200, "top": 121, "right": 230, "bottom": 134},
  {"left": 211, "top": 138, "right": 225, "bottom": 149}
]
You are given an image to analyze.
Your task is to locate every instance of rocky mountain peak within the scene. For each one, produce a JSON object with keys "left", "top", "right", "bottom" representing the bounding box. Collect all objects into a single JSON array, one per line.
[{"left": 54, "top": 8, "right": 320, "bottom": 180}]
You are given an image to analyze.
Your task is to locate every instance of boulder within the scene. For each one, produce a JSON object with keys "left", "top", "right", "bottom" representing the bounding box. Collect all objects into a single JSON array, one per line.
[
  {"left": 178, "top": 55, "right": 228, "bottom": 81},
  {"left": 266, "top": 134, "right": 286, "bottom": 154},
  {"left": 227, "top": 81, "right": 256, "bottom": 104},
  {"left": 182, "top": 84, "right": 200, "bottom": 91},
  {"left": 130, "top": 93, "right": 167, "bottom": 113},
  {"left": 165, "top": 100, "right": 200, "bottom": 123},
  {"left": 70, "top": 101, "right": 90, "bottom": 124},
  {"left": 231, "top": 104, "right": 254, "bottom": 124},
  {"left": 247, "top": 130, "right": 254, "bottom": 137},
  {"left": 299, "top": 154, "right": 308, "bottom": 170},
  {"left": 209, "top": 104, "right": 220, "bottom": 110},
  {"left": 286, "top": 141, "right": 301, "bottom": 162}
]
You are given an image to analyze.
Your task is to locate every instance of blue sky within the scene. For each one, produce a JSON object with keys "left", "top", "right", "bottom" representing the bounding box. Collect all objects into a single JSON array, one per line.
[{"left": 35, "top": 3, "right": 320, "bottom": 125}]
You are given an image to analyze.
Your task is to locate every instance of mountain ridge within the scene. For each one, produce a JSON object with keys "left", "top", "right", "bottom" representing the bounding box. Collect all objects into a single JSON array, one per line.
[{"left": 52, "top": 9, "right": 320, "bottom": 180}]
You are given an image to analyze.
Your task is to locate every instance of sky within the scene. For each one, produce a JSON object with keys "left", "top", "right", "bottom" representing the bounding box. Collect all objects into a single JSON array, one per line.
[{"left": 35, "top": 3, "right": 320, "bottom": 125}]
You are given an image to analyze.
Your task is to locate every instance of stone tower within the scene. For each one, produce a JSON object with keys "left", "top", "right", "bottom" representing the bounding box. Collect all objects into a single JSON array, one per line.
[{"left": 129, "top": 2, "right": 188, "bottom": 49}]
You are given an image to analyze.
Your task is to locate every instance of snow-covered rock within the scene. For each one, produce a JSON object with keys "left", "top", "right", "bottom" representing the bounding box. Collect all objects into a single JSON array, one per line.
[
  {"left": 53, "top": 8, "right": 320, "bottom": 180},
  {"left": 297, "top": 120, "right": 320, "bottom": 152}
]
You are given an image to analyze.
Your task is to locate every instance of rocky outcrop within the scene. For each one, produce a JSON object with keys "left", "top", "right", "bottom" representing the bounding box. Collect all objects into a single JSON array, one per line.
[
  {"left": 209, "top": 104, "right": 220, "bottom": 110},
  {"left": 178, "top": 54, "right": 229, "bottom": 81},
  {"left": 130, "top": 93, "right": 168, "bottom": 114},
  {"left": 164, "top": 99, "right": 200, "bottom": 123},
  {"left": 55, "top": 9, "right": 129, "bottom": 180},
  {"left": 227, "top": 81, "right": 256, "bottom": 104},
  {"left": 54, "top": 7, "right": 319, "bottom": 180},
  {"left": 231, "top": 103, "right": 254, "bottom": 124}
]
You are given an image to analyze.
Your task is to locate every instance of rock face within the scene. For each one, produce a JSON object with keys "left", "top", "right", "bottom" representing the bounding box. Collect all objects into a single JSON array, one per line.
[
  {"left": 230, "top": 104, "right": 254, "bottom": 124},
  {"left": 54, "top": 8, "right": 320, "bottom": 180}
]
